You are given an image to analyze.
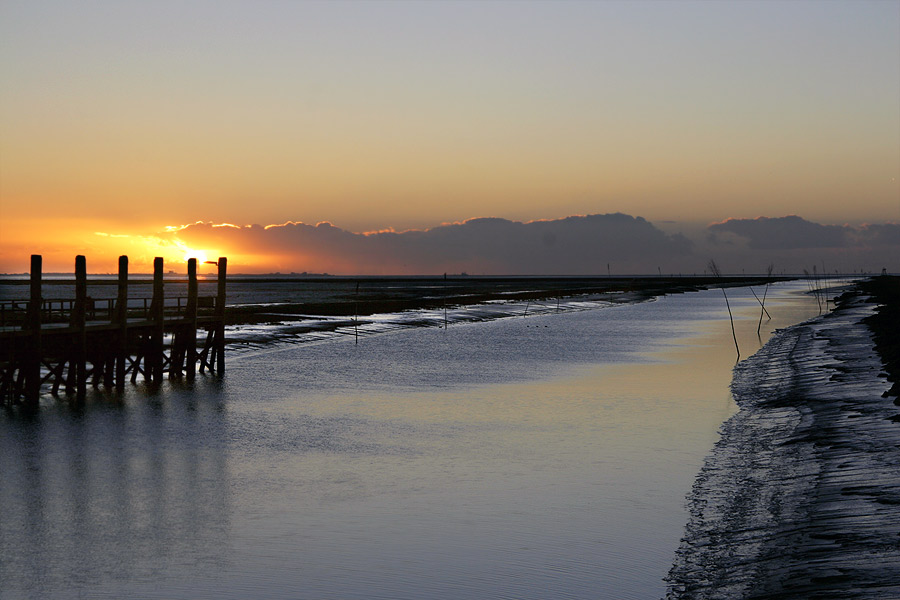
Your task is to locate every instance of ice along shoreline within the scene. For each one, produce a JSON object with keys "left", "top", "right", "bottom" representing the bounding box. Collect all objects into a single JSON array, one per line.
[{"left": 665, "top": 276, "right": 900, "bottom": 599}]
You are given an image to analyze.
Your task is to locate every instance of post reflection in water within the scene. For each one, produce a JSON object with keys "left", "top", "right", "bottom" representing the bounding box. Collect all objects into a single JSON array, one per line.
[{"left": 0, "top": 381, "right": 231, "bottom": 599}]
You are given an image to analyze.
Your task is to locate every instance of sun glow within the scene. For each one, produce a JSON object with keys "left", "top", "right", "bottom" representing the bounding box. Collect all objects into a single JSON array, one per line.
[
  {"left": 138, "top": 235, "right": 219, "bottom": 272},
  {"left": 182, "top": 248, "right": 208, "bottom": 264}
]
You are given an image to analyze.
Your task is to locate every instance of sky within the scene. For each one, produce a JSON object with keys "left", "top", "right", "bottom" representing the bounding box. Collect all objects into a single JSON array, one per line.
[{"left": 1, "top": 0, "right": 898, "bottom": 275}]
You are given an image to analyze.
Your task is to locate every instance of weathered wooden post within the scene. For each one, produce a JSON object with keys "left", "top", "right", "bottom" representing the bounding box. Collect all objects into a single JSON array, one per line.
[
  {"left": 215, "top": 257, "right": 226, "bottom": 375},
  {"left": 186, "top": 258, "right": 198, "bottom": 380},
  {"left": 150, "top": 257, "right": 165, "bottom": 383},
  {"left": 73, "top": 255, "right": 87, "bottom": 402},
  {"left": 23, "top": 254, "right": 42, "bottom": 408},
  {"left": 115, "top": 255, "right": 128, "bottom": 392}
]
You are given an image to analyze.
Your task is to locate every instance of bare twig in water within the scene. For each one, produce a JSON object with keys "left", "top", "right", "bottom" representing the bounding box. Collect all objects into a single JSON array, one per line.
[
  {"left": 813, "top": 265, "right": 823, "bottom": 313},
  {"left": 757, "top": 263, "right": 774, "bottom": 336},
  {"left": 748, "top": 286, "right": 771, "bottom": 320},
  {"left": 443, "top": 282, "right": 448, "bottom": 329},
  {"left": 709, "top": 259, "right": 740, "bottom": 359},
  {"left": 804, "top": 268, "right": 822, "bottom": 313}
]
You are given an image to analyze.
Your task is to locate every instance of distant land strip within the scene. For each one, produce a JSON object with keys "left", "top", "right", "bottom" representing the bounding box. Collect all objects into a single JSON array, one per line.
[{"left": 217, "top": 276, "right": 784, "bottom": 326}]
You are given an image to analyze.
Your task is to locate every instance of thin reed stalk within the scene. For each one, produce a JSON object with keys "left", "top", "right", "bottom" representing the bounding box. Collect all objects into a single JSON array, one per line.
[
  {"left": 813, "top": 265, "right": 823, "bottom": 312},
  {"left": 709, "top": 260, "right": 739, "bottom": 359},
  {"left": 748, "top": 286, "right": 771, "bottom": 320},
  {"left": 757, "top": 263, "right": 774, "bottom": 336},
  {"left": 804, "top": 268, "right": 821, "bottom": 312}
]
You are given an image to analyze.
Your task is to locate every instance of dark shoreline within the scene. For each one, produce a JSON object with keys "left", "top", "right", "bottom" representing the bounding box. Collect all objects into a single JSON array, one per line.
[
  {"left": 858, "top": 276, "right": 900, "bottom": 400},
  {"left": 666, "top": 276, "right": 900, "bottom": 599}
]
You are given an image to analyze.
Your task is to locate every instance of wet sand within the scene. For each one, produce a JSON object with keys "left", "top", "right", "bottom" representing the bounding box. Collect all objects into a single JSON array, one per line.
[{"left": 666, "top": 277, "right": 900, "bottom": 598}]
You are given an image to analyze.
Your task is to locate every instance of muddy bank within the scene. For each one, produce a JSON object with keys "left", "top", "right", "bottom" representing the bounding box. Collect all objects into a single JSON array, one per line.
[
  {"left": 666, "top": 277, "right": 900, "bottom": 599},
  {"left": 217, "top": 275, "right": 778, "bottom": 325},
  {"left": 222, "top": 276, "right": 788, "bottom": 349},
  {"left": 859, "top": 276, "right": 900, "bottom": 400}
]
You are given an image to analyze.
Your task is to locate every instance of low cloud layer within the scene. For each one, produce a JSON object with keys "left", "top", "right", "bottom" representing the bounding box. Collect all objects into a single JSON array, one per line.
[
  {"left": 708, "top": 216, "right": 900, "bottom": 250},
  {"left": 701, "top": 216, "right": 899, "bottom": 274},
  {"left": 175, "top": 213, "right": 692, "bottom": 275},
  {"left": 157, "top": 213, "right": 899, "bottom": 275}
]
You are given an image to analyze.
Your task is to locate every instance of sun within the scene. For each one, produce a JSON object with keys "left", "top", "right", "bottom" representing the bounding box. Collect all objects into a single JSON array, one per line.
[{"left": 182, "top": 248, "right": 209, "bottom": 264}]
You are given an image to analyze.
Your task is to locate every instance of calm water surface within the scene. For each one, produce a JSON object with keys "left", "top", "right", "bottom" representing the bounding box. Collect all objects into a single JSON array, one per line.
[{"left": 0, "top": 283, "right": 823, "bottom": 599}]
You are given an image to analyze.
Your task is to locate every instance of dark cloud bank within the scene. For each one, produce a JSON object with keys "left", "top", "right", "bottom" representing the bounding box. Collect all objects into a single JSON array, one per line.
[
  {"left": 709, "top": 216, "right": 900, "bottom": 250},
  {"left": 176, "top": 213, "right": 898, "bottom": 275},
  {"left": 705, "top": 216, "right": 899, "bottom": 274}
]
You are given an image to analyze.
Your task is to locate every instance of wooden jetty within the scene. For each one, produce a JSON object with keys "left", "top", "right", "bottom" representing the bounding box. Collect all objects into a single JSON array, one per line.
[{"left": 0, "top": 255, "right": 227, "bottom": 409}]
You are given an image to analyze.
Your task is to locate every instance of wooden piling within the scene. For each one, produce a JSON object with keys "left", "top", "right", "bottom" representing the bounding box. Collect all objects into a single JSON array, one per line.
[
  {"left": 150, "top": 257, "right": 164, "bottom": 384},
  {"left": 73, "top": 255, "right": 87, "bottom": 402},
  {"left": 23, "top": 255, "right": 42, "bottom": 409},
  {"left": 186, "top": 258, "right": 198, "bottom": 380},
  {"left": 115, "top": 255, "right": 128, "bottom": 392},
  {"left": 2, "top": 253, "right": 227, "bottom": 406},
  {"left": 215, "top": 257, "right": 226, "bottom": 375}
]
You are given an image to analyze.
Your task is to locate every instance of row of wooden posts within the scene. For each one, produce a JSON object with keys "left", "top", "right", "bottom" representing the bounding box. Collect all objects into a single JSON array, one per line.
[{"left": 0, "top": 254, "right": 227, "bottom": 409}]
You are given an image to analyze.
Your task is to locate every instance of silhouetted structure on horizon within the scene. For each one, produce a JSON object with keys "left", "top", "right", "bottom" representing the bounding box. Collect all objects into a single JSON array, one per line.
[{"left": 0, "top": 255, "right": 227, "bottom": 409}]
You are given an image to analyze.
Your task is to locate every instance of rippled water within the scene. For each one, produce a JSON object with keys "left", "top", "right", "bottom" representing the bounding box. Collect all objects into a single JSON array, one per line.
[{"left": 0, "top": 283, "right": 823, "bottom": 599}]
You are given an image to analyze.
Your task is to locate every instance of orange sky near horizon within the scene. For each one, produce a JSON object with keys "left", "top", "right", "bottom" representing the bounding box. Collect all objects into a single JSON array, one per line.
[{"left": 1, "top": 1, "right": 898, "bottom": 275}]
